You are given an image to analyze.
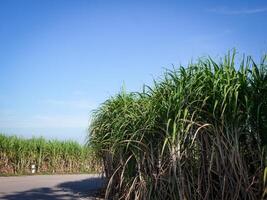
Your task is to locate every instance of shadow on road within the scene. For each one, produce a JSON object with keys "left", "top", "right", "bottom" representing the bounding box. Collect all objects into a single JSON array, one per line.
[{"left": 0, "top": 177, "right": 105, "bottom": 200}]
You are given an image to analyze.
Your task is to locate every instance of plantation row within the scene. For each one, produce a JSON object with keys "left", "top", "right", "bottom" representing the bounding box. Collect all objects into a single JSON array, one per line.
[
  {"left": 89, "top": 52, "right": 267, "bottom": 200},
  {"left": 0, "top": 134, "right": 100, "bottom": 175}
]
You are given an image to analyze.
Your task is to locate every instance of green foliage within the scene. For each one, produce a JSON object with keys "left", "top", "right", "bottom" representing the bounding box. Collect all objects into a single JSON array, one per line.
[
  {"left": 0, "top": 134, "right": 101, "bottom": 174},
  {"left": 89, "top": 52, "right": 267, "bottom": 200}
]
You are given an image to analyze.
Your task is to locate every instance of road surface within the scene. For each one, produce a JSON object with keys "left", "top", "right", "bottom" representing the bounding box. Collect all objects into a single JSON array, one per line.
[{"left": 0, "top": 174, "right": 105, "bottom": 200}]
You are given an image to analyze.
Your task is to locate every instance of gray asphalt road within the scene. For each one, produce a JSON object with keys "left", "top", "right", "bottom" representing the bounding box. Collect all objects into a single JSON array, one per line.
[{"left": 0, "top": 174, "right": 105, "bottom": 200}]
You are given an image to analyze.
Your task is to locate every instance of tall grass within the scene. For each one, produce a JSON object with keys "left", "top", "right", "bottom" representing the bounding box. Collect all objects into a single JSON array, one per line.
[
  {"left": 89, "top": 52, "right": 267, "bottom": 199},
  {"left": 0, "top": 134, "right": 101, "bottom": 174}
]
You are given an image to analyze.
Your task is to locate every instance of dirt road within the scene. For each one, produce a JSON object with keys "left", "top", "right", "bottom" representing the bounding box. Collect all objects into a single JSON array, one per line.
[{"left": 0, "top": 174, "right": 105, "bottom": 200}]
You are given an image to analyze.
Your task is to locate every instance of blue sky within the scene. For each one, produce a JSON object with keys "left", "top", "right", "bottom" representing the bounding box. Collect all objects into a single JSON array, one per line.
[{"left": 0, "top": 0, "right": 267, "bottom": 143}]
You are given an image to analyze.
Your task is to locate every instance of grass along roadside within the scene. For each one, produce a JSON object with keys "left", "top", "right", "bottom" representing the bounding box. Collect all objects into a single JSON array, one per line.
[{"left": 0, "top": 133, "right": 102, "bottom": 175}]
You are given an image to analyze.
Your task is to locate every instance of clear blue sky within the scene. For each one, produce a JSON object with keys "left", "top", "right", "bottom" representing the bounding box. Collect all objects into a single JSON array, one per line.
[{"left": 0, "top": 0, "right": 267, "bottom": 143}]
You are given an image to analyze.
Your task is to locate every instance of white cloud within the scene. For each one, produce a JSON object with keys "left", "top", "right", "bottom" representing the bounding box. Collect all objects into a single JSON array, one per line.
[
  {"left": 207, "top": 7, "right": 267, "bottom": 15},
  {"left": 31, "top": 114, "right": 90, "bottom": 128},
  {"left": 0, "top": 109, "right": 15, "bottom": 116},
  {"left": 72, "top": 90, "right": 86, "bottom": 96},
  {"left": 0, "top": 114, "right": 91, "bottom": 129},
  {"left": 44, "top": 99, "right": 97, "bottom": 110},
  {"left": 0, "top": 98, "right": 97, "bottom": 129}
]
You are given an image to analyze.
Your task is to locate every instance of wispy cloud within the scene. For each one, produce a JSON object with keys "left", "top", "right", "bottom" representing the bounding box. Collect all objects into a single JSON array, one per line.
[
  {"left": 30, "top": 114, "right": 90, "bottom": 128},
  {"left": 186, "top": 29, "right": 233, "bottom": 45},
  {"left": 44, "top": 99, "right": 97, "bottom": 110},
  {"left": 0, "top": 114, "right": 90, "bottom": 128},
  {"left": 208, "top": 7, "right": 267, "bottom": 15},
  {"left": 72, "top": 90, "right": 86, "bottom": 96},
  {"left": 0, "top": 98, "right": 97, "bottom": 129}
]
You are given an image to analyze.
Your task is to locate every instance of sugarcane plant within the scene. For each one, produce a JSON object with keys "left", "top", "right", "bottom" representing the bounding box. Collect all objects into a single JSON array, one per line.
[
  {"left": 0, "top": 134, "right": 101, "bottom": 174},
  {"left": 88, "top": 51, "right": 267, "bottom": 200}
]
